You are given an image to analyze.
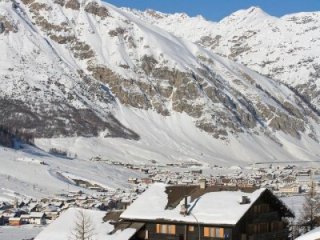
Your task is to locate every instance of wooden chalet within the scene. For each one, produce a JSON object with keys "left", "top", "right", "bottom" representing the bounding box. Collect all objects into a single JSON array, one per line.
[
  {"left": 8, "top": 217, "right": 22, "bottom": 226},
  {"left": 111, "top": 183, "right": 294, "bottom": 240}
]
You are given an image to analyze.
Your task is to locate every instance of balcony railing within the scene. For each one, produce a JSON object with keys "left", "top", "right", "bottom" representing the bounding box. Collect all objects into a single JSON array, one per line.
[
  {"left": 249, "top": 229, "right": 289, "bottom": 240},
  {"left": 148, "top": 233, "right": 181, "bottom": 240},
  {"left": 148, "top": 233, "right": 225, "bottom": 240}
]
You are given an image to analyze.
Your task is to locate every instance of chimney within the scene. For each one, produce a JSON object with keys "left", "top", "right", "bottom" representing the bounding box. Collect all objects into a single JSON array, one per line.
[
  {"left": 199, "top": 178, "right": 206, "bottom": 189},
  {"left": 240, "top": 196, "right": 251, "bottom": 204},
  {"left": 180, "top": 195, "right": 188, "bottom": 216}
]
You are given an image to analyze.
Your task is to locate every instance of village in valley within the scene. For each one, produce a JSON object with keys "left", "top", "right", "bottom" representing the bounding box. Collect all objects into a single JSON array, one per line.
[{"left": 0, "top": 157, "right": 319, "bottom": 239}]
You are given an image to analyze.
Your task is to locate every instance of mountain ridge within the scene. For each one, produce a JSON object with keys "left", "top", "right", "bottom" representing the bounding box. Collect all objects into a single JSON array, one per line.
[
  {"left": 0, "top": 0, "right": 320, "bottom": 164},
  {"left": 128, "top": 6, "right": 320, "bottom": 109}
]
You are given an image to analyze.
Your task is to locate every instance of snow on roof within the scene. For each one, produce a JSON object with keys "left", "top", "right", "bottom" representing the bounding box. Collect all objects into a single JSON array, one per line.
[
  {"left": 295, "top": 227, "right": 320, "bottom": 240},
  {"left": 121, "top": 183, "right": 266, "bottom": 225},
  {"left": 30, "top": 212, "right": 45, "bottom": 218},
  {"left": 35, "top": 208, "right": 138, "bottom": 240}
]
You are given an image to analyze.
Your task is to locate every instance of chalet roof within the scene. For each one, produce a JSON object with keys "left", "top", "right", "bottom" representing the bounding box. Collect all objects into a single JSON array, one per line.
[{"left": 121, "top": 183, "right": 293, "bottom": 226}]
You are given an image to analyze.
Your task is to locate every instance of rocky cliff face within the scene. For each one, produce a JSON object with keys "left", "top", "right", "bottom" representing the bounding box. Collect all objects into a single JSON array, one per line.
[
  {"left": 129, "top": 7, "right": 320, "bottom": 110},
  {"left": 0, "top": 0, "right": 319, "bottom": 147}
]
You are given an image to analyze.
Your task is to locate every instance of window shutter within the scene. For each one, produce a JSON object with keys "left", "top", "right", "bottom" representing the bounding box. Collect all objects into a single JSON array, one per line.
[
  {"left": 169, "top": 225, "right": 176, "bottom": 234},
  {"left": 204, "top": 227, "right": 210, "bottom": 237},
  {"left": 220, "top": 228, "right": 224, "bottom": 238},
  {"left": 161, "top": 224, "right": 167, "bottom": 234}
]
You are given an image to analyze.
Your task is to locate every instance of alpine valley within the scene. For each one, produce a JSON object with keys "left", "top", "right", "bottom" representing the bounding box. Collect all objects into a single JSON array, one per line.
[{"left": 0, "top": 0, "right": 320, "bottom": 198}]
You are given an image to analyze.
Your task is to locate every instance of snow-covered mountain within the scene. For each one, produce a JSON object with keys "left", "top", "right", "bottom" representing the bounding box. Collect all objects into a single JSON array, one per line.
[
  {"left": 129, "top": 7, "right": 320, "bottom": 107},
  {"left": 1, "top": 0, "right": 320, "bottom": 167}
]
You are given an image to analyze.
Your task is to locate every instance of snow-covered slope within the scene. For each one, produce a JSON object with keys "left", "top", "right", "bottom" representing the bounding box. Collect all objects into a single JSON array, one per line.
[
  {"left": 0, "top": 144, "right": 143, "bottom": 201},
  {"left": 1, "top": 0, "right": 320, "bottom": 167},
  {"left": 129, "top": 7, "right": 320, "bottom": 106},
  {"left": 35, "top": 106, "right": 320, "bottom": 166}
]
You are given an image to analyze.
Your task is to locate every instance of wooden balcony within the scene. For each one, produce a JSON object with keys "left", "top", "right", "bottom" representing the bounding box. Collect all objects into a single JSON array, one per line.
[
  {"left": 148, "top": 233, "right": 182, "bottom": 240},
  {"left": 252, "top": 211, "right": 280, "bottom": 223},
  {"left": 249, "top": 229, "right": 289, "bottom": 240}
]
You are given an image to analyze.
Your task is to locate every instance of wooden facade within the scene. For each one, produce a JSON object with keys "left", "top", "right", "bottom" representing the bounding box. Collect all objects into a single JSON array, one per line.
[{"left": 8, "top": 217, "right": 22, "bottom": 226}]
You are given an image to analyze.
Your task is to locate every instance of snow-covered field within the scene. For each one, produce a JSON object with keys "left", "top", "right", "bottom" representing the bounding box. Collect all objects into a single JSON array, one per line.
[
  {"left": 0, "top": 225, "right": 44, "bottom": 240},
  {"left": 0, "top": 143, "right": 144, "bottom": 201},
  {"left": 35, "top": 208, "right": 109, "bottom": 240},
  {"left": 35, "top": 208, "right": 136, "bottom": 240}
]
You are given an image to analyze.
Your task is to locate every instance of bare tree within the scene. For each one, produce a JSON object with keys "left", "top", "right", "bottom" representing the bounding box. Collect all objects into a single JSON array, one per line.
[
  {"left": 298, "top": 180, "right": 320, "bottom": 234},
  {"left": 69, "top": 210, "right": 95, "bottom": 240}
]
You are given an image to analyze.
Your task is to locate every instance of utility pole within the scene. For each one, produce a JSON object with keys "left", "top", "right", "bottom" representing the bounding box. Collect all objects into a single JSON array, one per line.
[{"left": 190, "top": 212, "right": 201, "bottom": 240}]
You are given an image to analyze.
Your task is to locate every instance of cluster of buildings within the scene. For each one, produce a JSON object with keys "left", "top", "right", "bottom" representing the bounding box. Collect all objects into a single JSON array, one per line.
[
  {"left": 0, "top": 187, "right": 140, "bottom": 228},
  {"left": 123, "top": 162, "right": 319, "bottom": 197},
  {"left": 0, "top": 199, "right": 48, "bottom": 226},
  {"left": 95, "top": 158, "right": 319, "bottom": 199}
]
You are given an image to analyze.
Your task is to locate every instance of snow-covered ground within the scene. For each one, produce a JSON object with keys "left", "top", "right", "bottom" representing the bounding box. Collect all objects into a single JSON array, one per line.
[
  {"left": 35, "top": 208, "right": 109, "bottom": 240},
  {"left": 0, "top": 225, "right": 44, "bottom": 240},
  {"left": 35, "top": 208, "right": 136, "bottom": 240},
  {"left": 0, "top": 144, "right": 144, "bottom": 201}
]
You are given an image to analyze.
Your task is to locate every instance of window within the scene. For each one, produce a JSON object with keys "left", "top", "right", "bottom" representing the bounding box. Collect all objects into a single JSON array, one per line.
[
  {"left": 168, "top": 225, "right": 176, "bottom": 234},
  {"left": 156, "top": 224, "right": 176, "bottom": 235},
  {"left": 253, "top": 204, "right": 270, "bottom": 214},
  {"left": 248, "top": 223, "right": 269, "bottom": 234},
  {"left": 259, "top": 223, "right": 268, "bottom": 233},
  {"left": 271, "top": 221, "right": 283, "bottom": 231},
  {"left": 204, "top": 227, "right": 224, "bottom": 238},
  {"left": 188, "top": 225, "right": 195, "bottom": 232},
  {"left": 160, "top": 224, "right": 167, "bottom": 233}
]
